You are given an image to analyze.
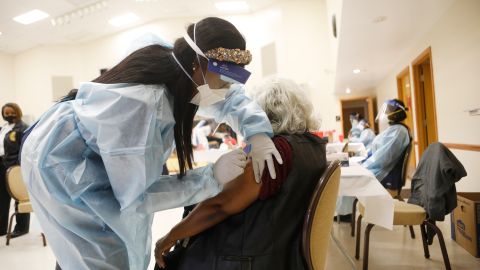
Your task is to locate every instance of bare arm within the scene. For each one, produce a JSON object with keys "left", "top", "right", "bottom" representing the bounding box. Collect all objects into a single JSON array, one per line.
[{"left": 154, "top": 162, "right": 260, "bottom": 267}]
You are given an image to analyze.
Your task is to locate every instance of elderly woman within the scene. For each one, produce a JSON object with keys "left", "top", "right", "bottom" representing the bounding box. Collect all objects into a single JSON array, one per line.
[{"left": 154, "top": 77, "right": 327, "bottom": 270}]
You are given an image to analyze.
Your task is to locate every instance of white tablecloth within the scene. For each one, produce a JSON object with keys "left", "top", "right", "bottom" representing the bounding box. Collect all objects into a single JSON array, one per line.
[
  {"left": 339, "top": 163, "right": 394, "bottom": 230},
  {"left": 327, "top": 142, "right": 367, "bottom": 156},
  {"left": 193, "top": 148, "right": 394, "bottom": 229}
]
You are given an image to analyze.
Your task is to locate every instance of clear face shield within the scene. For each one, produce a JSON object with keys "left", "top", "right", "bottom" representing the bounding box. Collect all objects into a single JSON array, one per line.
[
  {"left": 171, "top": 24, "right": 251, "bottom": 107},
  {"left": 183, "top": 27, "right": 251, "bottom": 84},
  {"left": 375, "top": 99, "right": 406, "bottom": 122}
]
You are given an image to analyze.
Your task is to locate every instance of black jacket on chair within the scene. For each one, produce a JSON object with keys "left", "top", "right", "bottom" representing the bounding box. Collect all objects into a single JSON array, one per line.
[
  {"left": 408, "top": 142, "right": 467, "bottom": 221},
  {"left": 2, "top": 120, "right": 28, "bottom": 168}
]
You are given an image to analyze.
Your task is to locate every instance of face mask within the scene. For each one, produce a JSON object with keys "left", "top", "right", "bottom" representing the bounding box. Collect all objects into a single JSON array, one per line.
[
  {"left": 171, "top": 23, "right": 232, "bottom": 108},
  {"left": 3, "top": 115, "right": 16, "bottom": 124},
  {"left": 193, "top": 85, "right": 230, "bottom": 107},
  {"left": 378, "top": 116, "right": 389, "bottom": 126},
  {"left": 171, "top": 52, "right": 230, "bottom": 107}
]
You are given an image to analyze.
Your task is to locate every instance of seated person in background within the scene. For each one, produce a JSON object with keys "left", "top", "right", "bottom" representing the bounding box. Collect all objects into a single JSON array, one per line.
[
  {"left": 219, "top": 134, "right": 237, "bottom": 150},
  {"left": 192, "top": 120, "right": 211, "bottom": 150},
  {"left": 154, "top": 77, "right": 327, "bottom": 270},
  {"left": 362, "top": 99, "right": 411, "bottom": 189},
  {"left": 0, "top": 103, "right": 30, "bottom": 237},
  {"left": 348, "top": 112, "right": 362, "bottom": 139},
  {"left": 348, "top": 119, "right": 376, "bottom": 149},
  {"left": 336, "top": 100, "right": 410, "bottom": 218}
]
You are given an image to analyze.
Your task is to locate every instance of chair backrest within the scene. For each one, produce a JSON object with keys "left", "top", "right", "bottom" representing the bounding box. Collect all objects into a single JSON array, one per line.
[
  {"left": 302, "top": 161, "right": 341, "bottom": 270},
  {"left": 400, "top": 141, "right": 412, "bottom": 186},
  {"left": 6, "top": 165, "right": 30, "bottom": 202},
  {"left": 383, "top": 122, "right": 413, "bottom": 196}
]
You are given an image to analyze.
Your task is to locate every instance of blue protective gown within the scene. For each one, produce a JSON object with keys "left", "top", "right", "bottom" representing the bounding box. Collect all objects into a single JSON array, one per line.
[
  {"left": 362, "top": 124, "right": 410, "bottom": 182},
  {"left": 21, "top": 82, "right": 273, "bottom": 270},
  {"left": 350, "top": 128, "right": 376, "bottom": 150},
  {"left": 336, "top": 124, "right": 409, "bottom": 215}
]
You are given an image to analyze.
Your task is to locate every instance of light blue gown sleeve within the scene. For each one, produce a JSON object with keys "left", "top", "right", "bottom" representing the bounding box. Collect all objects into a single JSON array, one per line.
[
  {"left": 362, "top": 125, "right": 409, "bottom": 181},
  {"left": 74, "top": 82, "right": 221, "bottom": 211},
  {"left": 196, "top": 84, "right": 273, "bottom": 139},
  {"left": 137, "top": 164, "right": 221, "bottom": 213},
  {"left": 350, "top": 129, "right": 376, "bottom": 149}
]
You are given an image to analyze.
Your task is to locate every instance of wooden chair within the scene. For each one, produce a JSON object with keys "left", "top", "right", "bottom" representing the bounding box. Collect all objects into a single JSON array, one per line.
[
  {"left": 302, "top": 161, "right": 342, "bottom": 270},
  {"left": 5, "top": 165, "right": 46, "bottom": 246},
  {"left": 354, "top": 200, "right": 451, "bottom": 270},
  {"left": 351, "top": 142, "right": 413, "bottom": 238}
]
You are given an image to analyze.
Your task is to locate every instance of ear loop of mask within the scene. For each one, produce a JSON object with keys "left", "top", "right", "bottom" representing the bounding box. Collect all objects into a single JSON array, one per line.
[{"left": 171, "top": 52, "right": 198, "bottom": 87}]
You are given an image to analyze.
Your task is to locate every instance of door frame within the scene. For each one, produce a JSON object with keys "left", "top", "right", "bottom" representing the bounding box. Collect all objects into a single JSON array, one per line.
[
  {"left": 339, "top": 96, "right": 377, "bottom": 135},
  {"left": 396, "top": 67, "right": 410, "bottom": 99},
  {"left": 411, "top": 47, "right": 438, "bottom": 156},
  {"left": 396, "top": 66, "right": 417, "bottom": 177}
]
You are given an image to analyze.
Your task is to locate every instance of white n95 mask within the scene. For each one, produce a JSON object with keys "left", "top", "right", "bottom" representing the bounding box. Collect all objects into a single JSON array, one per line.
[
  {"left": 190, "top": 85, "right": 229, "bottom": 107},
  {"left": 171, "top": 51, "right": 230, "bottom": 108}
]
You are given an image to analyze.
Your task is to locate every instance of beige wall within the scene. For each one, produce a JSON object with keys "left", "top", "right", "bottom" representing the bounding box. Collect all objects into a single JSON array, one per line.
[
  {"left": 373, "top": 0, "right": 480, "bottom": 191},
  {"left": 0, "top": 51, "right": 15, "bottom": 124},
  {"left": 9, "top": 0, "right": 341, "bottom": 132},
  {"left": 13, "top": 45, "right": 84, "bottom": 122}
]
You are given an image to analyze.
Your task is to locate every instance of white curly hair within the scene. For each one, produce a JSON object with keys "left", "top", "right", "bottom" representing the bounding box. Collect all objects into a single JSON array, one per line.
[{"left": 252, "top": 76, "right": 320, "bottom": 134}]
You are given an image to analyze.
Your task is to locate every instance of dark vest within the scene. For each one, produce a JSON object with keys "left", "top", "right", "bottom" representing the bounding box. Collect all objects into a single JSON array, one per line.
[{"left": 178, "top": 133, "right": 327, "bottom": 270}]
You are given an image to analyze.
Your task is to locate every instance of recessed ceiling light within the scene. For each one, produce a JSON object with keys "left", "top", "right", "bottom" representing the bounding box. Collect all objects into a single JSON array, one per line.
[
  {"left": 373, "top": 16, "right": 387, "bottom": 23},
  {"left": 346, "top": 88, "right": 351, "bottom": 94},
  {"left": 109, "top": 13, "right": 139, "bottom": 27},
  {"left": 13, "top": 9, "right": 50, "bottom": 25},
  {"left": 0, "top": 32, "right": 2, "bottom": 36},
  {"left": 353, "top": 68, "right": 361, "bottom": 74},
  {"left": 215, "top": 1, "right": 250, "bottom": 12},
  {"left": 51, "top": 1, "right": 108, "bottom": 27}
]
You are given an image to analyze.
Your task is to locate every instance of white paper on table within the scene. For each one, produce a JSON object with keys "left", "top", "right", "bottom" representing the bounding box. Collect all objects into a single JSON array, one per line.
[
  {"left": 339, "top": 164, "right": 394, "bottom": 230},
  {"left": 349, "top": 156, "right": 366, "bottom": 165},
  {"left": 360, "top": 196, "right": 394, "bottom": 230},
  {"left": 326, "top": 142, "right": 347, "bottom": 154}
]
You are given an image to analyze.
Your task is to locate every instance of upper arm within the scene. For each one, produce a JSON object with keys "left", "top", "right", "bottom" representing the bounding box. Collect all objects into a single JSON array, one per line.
[
  {"left": 209, "top": 162, "right": 261, "bottom": 215},
  {"left": 210, "top": 135, "right": 292, "bottom": 213}
]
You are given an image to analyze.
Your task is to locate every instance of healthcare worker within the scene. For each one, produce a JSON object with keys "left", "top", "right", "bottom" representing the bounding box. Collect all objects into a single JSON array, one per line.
[
  {"left": 349, "top": 119, "right": 376, "bottom": 149},
  {"left": 21, "top": 17, "right": 282, "bottom": 270},
  {"left": 362, "top": 99, "right": 411, "bottom": 182},
  {"left": 348, "top": 112, "right": 361, "bottom": 139},
  {"left": 336, "top": 100, "right": 410, "bottom": 217}
]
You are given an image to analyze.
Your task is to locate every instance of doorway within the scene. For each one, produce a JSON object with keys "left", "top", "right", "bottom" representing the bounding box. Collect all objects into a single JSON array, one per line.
[
  {"left": 340, "top": 97, "right": 377, "bottom": 138},
  {"left": 396, "top": 67, "right": 416, "bottom": 178},
  {"left": 412, "top": 47, "right": 438, "bottom": 157}
]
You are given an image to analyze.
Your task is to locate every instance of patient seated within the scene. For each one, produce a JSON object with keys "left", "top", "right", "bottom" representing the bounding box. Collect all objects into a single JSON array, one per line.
[{"left": 154, "top": 77, "right": 327, "bottom": 270}]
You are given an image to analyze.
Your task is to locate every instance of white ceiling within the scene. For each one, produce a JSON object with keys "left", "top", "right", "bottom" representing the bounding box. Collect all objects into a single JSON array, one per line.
[
  {"left": 334, "top": 0, "right": 455, "bottom": 94},
  {"left": 0, "top": 0, "right": 278, "bottom": 54}
]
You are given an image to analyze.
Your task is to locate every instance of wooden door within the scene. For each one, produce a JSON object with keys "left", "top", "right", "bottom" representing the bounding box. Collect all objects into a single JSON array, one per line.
[
  {"left": 412, "top": 47, "right": 439, "bottom": 157},
  {"left": 397, "top": 67, "right": 416, "bottom": 178},
  {"left": 340, "top": 97, "right": 377, "bottom": 138}
]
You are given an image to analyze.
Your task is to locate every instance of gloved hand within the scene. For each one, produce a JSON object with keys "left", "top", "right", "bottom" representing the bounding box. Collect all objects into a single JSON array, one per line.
[
  {"left": 248, "top": 133, "right": 283, "bottom": 183},
  {"left": 213, "top": 148, "right": 247, "bottom": 185}
]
